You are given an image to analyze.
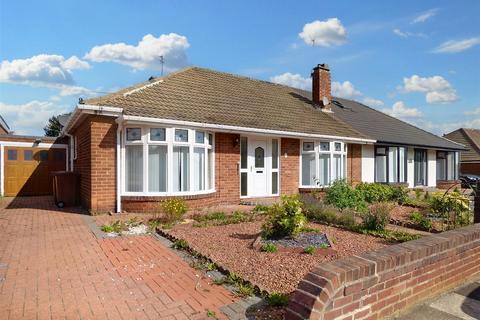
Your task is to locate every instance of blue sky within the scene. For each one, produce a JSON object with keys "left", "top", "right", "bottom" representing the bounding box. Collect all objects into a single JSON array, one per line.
[{"left": 1, "top": 0, "right": 479, "bottom": 135}]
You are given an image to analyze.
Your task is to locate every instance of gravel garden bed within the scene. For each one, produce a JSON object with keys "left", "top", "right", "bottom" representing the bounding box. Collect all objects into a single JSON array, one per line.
[{"left": 163, "top": 220, "right": 389, "bottom": 294}]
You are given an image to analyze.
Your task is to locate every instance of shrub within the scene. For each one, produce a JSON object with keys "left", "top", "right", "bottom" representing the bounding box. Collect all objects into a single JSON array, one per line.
[
  {"left": 261, "top": 243, "right": 278, "bottom": 253},
  {"left": 336, "top": 209, "right": 357, "bottom": 228},
  {"left": 410, "top": 211, "right": 432, "bottom": 230},
  {"left": 160, "top": 199, "right": 188, "bottom": 223},
  {"left": 429, "top": 191, "right": 471, "bottom": 226},
  {"left": 390, "top": 186, "right": 409, "bottom": 204},
  {"left": 325, "top": 180, "right": 367, "bottom": 212},
  {"left": 267, "top": 293, "right": 289, "bottom": 306},
  {"left": 171, "top": 239, "right": 189, "bottom": 250},
  {"left": 303, "top": 245, "right": 316, "bottom": 254},
  {"left": 355, "top": 183, "right": 393, "bottom": 203},
  {"left": 253, "top": 204, "right": 270, "bottom": 213},
  {"left": 262, "top": 195, "right": 306, "bottom": 239},
  {"left": 236, "top": 283, "right": 255, "bottom": 297},
  {"left": 362, "top": 202, "right": 391, "bottom": 231},
  {"left": 101, "top": 220, "right": 125, "bottom": 233}
]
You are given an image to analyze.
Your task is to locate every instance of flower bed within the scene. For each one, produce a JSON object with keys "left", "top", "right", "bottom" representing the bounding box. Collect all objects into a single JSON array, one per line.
[{"left": 162, "top": 220, "right": 389, "bottom": 294}]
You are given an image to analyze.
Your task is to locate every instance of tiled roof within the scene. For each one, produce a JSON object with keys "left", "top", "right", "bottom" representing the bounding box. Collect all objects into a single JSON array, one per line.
[
  {"left": 85, "top": 67, "right": 367, "bottom": 140},
  {"left": 329, "top": 98, "right": 465, "bottom": 150},
  {"left": 444, "top": 128, "right": 480, "bottom": 162}
]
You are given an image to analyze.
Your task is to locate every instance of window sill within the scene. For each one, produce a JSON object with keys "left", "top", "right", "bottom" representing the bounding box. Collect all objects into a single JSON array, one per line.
[{"left": 122, "top": 189, "right": 216, "bottom": 200}]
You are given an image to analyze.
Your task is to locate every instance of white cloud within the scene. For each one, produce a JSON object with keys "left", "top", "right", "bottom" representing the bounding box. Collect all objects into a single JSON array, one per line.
[
  {"left": 413, "top": 118, "right": 480, "bottom": 135},
  {"left": 299, "top": 18, "right": 347, "bottom": 47},
  {"left": 432, "top": 37, "right": 480, "bottom": 54},
  {"left": 0, "top": 100, "right": 69, "bottom": 135},
  {"left": 362, "top": 97, "right": 384, "bottom": 107},
  {"left": 464, "top": 108, "right": 480, "bottom": 116},
  {"left": 270, "top": 72, "right": 310, "bottom": 90},
  {"left": 332, "top": 81, "right": 361, "bottom": 99},
  {"left": 401, "top": 75, "right": 458, "bottom": 104},
  {"left": 411, "top": 9, "right": 438, "bottom": 24},
  {"left": 0, "top": 54, "right": 90, "bottom": 86},
  {"left": 84, "top": 33, "right": 190, "bottom": 70},
  {"left": 393, "top": 28, "right": 426, "bottom": 38},
  {"left": 382, "top": 101, "right": 423, "bottom": 120}
]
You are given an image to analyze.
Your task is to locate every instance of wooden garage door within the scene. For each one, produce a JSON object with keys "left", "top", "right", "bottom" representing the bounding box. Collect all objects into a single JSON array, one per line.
[{"left": 4, "top": 147, "right": 66, "bottom": 196}]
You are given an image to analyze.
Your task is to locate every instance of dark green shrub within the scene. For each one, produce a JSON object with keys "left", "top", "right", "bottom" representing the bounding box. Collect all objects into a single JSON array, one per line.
[
  {"left": 325, "top": 180, "right": 367, "bottom": 211},
  {"left": 410, "top": 211, "right": 432, "bottom": 230},
  {"left": 429, "top": 191, "right": 471, "bottom": 226},
  {"left": 389, "top": 186, "right": 409, "bottom": 204},
  {"left": 160, "top": 199, "right": 188, "bottom": 222},
  {"left": 362, "top": 202, "right": 391, "bottom": 231},
  {"left": 336, "top": 209, "right": 357, "bottom": 228},
  {"left": 355, "top": 182, "right": 392, "bottom": 203},
  {"left": 266, "top": 293, "right": 289, "bottom": 306},
  {"left": 262, "top": 195, "right": 306, "bottom": 239}
]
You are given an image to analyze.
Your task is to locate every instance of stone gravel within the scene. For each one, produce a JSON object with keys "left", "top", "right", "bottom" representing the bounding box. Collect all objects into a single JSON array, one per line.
[
  {"left": 167, "top": 220, "right": 389, "bottom": 294},
  {"left": 262, "top": 233, "right": 330, "bottom": 248}
]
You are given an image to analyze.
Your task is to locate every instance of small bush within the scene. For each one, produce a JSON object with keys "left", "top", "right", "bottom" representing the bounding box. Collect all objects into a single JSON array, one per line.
[
  {"left": 171, "top": 239, "right": 189, "bottom": 250},
  {"left": 355, "top": 182, "right": 392, "bottom": 203},
  {"left": 429, "top": 191, "right": 471, "bottom": 226},
  {"left": 410, "top": 211, "right": 432, "bottom": 230},
  {"left": 101, "top": 220, "right": 125, "bottom": 233},
  {"left": 390, "top": 186, "right": 409, "bottom": 204},
  {"left": 362, "top": 202, "right": 391, "bottom": 231},
  {"left": 253, "top": 204, "right": 270, "bottom": 213},
  {"left": 235, "top": 283, "right": 255, "bottom": 297},
  {"left": 336, "top": 209, "right": 357, "bottom": 228},
  {"left": 261, "top": 243, "right": 278, "bottom": 253},
  {"left": 160, "top": 199, "right": 188, "bottom": 223},
  {"left": 262, "top": 195, "right": 306, "bottom": 239},
  {"left": 303, "top": 245, "right": 316, "bottom": 254},
  {"left": 325, "top": 180, "right": 367, "bottom": 212},
  {"left": 266, "top": 293, "right": 289, "bottom": 306}
]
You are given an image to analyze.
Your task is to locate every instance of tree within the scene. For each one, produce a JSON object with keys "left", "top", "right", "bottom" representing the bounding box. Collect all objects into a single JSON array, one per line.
[{"left": 44, "top": 115, "right": 63, "bottom": 137}]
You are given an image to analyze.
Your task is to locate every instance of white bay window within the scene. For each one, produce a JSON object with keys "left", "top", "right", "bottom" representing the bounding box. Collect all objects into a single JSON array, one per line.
[
  {"left": 300, "top": 140, "right": 347, "bottom": 187},
  {"left": 123, "top": 127, "right": 214, "bottom": 195}
]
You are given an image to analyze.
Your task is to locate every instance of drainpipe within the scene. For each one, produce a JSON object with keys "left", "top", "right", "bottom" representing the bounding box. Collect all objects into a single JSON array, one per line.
[
  {"left": 115, "top": 119, "right": 122, "bottom": 213},
  {"left": 65, "top": 133, "right": 74, "bottom": 171}
]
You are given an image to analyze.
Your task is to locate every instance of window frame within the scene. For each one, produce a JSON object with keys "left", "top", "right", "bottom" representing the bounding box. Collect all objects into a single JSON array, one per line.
[
  {"left": 299, "top": 140, "right": 347, "bottom": 188},
  {"left": 436, "top": 151, "right": 458, "bottom": 181},
  {"left": 374, "top": 146, "right": 407, "bottom": 184},
  {"left": 122, "top": 126, "right": 215, "bottom": 196}
]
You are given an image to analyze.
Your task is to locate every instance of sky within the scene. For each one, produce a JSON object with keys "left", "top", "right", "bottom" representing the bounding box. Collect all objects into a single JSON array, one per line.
[{"left": 0, "top": 0, "right": 479, "bottom": 136}]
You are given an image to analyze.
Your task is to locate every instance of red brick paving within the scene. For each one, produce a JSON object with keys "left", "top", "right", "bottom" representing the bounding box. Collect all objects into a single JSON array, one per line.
[{"left": 0, "top": 197, "right": 236, "bottom": 319}]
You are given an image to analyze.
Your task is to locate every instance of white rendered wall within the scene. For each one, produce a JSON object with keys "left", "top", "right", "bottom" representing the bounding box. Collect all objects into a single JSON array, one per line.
[
  {"left": 361, "top": 145, "right": 375, "bottom": 183},
  {"left": 427, "top": 149, "right": 437, "bottom": 187},
  {"left": 407, "top": 148, "right": 415, "bottom": 188}
]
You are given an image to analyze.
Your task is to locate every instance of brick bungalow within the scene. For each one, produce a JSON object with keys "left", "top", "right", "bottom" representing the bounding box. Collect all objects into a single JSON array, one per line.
[
  {"left": 60, "top": 64, "right": 465, "bottom": 213},
  {"left": 444, "top": 128, "right": 480, "bottom": 175}
]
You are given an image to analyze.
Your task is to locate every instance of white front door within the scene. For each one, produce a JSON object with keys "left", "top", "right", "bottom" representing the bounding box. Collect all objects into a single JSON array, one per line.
[{"left": 248, "top": 139, "right": 268, "bottom": 197}]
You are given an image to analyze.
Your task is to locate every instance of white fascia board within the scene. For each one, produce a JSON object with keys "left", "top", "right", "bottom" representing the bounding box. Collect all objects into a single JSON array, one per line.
[
  {"left": 122, "top": 115, "right": 376, "bottom": 144},
  {"left": 61, "top": 104, "right": 124, "bottom": 135},
  {"left": 0, "top": 141, "right": 67, "bottom": 148}
]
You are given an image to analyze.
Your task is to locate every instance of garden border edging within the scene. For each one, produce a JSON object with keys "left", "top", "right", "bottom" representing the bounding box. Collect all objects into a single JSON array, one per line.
[{"left": 286, "top": 223, "right": 480, "bottom": 320}]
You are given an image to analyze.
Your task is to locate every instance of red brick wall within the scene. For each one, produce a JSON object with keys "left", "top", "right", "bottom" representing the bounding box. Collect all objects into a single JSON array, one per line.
[
  {"left": 286, "top": 224, "right": 480, "bottom": 320},
  {"left": 461, "top": 162, "right": 480, "bottom": 175},
  {"left": 72, "top": 115, "right": 117, "bottom": 213},
  {"left": 347, "top": 144, "right": 362, "bottom": 185},
  {"left": 0, "top": 127, "right": 9, "bottom": 135},
  {"left": 281, "top": 138, "right": 300, "bottom": 195}
]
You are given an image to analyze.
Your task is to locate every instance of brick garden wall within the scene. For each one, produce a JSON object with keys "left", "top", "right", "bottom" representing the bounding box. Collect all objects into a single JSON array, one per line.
[
  {"left": 281, "top": 138, "right": 300, "bottom": 195},
  {"left": 286, "top": 224, "right": 480, "bottom": 320}
]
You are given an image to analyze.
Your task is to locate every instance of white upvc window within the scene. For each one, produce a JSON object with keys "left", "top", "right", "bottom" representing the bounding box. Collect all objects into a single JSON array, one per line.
[
  {"left": 300, "top": 140, "right": 347, "bottom": 187},
  {"left": 123, "top": 126, "right": 214, "bottom": 196}
]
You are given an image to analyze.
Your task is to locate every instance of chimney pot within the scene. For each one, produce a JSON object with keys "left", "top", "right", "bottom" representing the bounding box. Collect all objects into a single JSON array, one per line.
[{"left": 311, "top": 63, "right": 332, "bottom": 112}]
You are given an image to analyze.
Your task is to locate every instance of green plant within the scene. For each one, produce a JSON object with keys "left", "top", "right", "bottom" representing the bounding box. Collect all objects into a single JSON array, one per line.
[
  {"left": 191, "top": 258, "right": 217, "bottom": 271},
  {"left": 206, "top": 310, "right": 217, "bottom": 318},
  {"left": 362, "top": 202, "right": 391, "bottom": 231},
  {"left": 261, "top": 195, "right": 306, "bottom": 239},
  {"left": 414, "top": 189, "right": 423, "bottom": 200},
  {"left": 160, "top": 199, "right": 188, "bottom": 223},
  {"left": 100, "top": 220, "right": 125, "bottom": 233},
  {"left": 236, "top": 283, "right": 255, "bottom": 297},
  {"left": 325, "top": 180, "right": 367, "bottom": 212},
  {"left": 303, "top": 245, "right": 316, "bottom": 254},
  {"left": 319, "top": 243, "right": 329, "bottom": 249},
  {"left": 266, "top": 293, "right": 289, "bottom": 306},
  {"left": 171, "top": 239, "right": 189, "bottom": 250},
  {"left": 355, "top": 182, "right": 393, "bottom": 203},
  {"left": 410, "top": 212, "right": 432, "bottom": 230},
  {"left": 355, "top": 227, "right": 421, "bottom": 242},
  {"left": 390, "top": 186, "right": 409, "bottom": 204},
  {"left": 429, "top": 191, "right": 471, "bottom": 226},
  {"left": 225, "top": 272, "right": 242, "bottom": 285},
  {"left": 261, "top": 243, "right": 278, "bottom": 253},
  {"left": 101, "top": 224, "right": 114, "bottom": 233},
  {"left": 253, "top": 204, "right": 270, "bottom": 213},
  {"left": 336, "top": 209, "right": 357, "bottom": 228}
]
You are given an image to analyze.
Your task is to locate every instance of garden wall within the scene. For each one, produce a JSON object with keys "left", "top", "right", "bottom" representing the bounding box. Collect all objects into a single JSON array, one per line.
[{"left": 286, "top": 223, "right": 480, "bottom": 320}]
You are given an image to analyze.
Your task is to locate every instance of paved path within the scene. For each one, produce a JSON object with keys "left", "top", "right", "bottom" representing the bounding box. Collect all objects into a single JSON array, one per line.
[
  {"left": 395, "top": 280, "right": 480, "bottom": 320},
  {"left": 0, "top": 197, "right": 236, "bottom": 319}
]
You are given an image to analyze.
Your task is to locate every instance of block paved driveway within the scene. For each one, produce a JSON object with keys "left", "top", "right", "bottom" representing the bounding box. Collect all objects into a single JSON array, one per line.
[{"left": 0, "top": 197, "right": 236, "bottom": 319}]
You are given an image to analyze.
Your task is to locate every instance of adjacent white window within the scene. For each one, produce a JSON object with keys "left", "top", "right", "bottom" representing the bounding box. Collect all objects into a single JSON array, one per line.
[
  {"left": 300, "top": 141, "right": 347, "bottom": 187},
  {"left": 436, "top": 151, "right": 458, "bottom": 181},
  {"left": 375, "top": 146, "right": 407, "bottom": 183},
  {"left": 123, "top": 127, "right": 214, "bottom": 195}
]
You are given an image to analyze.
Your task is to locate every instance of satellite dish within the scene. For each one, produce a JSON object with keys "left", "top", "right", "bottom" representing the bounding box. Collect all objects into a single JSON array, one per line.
[{"left": 322, "top": 96, "right": 330, "bottom": 106}]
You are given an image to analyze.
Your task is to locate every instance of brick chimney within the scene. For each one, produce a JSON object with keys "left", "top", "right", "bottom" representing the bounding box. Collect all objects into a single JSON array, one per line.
[{"left": 311, "top": 64, "right": 332, "bottom": 112}]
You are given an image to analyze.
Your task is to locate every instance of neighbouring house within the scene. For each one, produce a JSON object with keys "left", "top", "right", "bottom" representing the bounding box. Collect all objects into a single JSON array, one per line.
[
  {"left": 0, "top": 115, "right": 68, "bottom": 197},
  {"left": 444, "top": 128, "right": 480, "bottom": 175},
  {"left": 57, "top": 64, "right": 466, "bottom": 214}
]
